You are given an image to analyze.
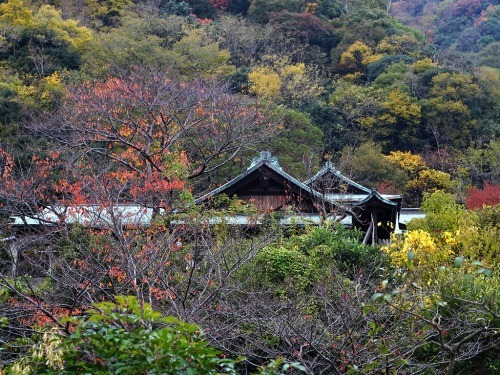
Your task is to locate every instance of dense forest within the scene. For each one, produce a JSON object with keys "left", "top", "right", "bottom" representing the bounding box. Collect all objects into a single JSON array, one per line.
[{"left": 0, "top": 0, "right": 498, "bottom": 374}]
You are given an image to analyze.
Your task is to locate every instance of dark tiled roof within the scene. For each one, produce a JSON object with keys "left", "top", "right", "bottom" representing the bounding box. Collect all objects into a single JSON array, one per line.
[
  {"left": 356, "top": 189, "right": 398, "bottom": 207},
  {"left": 304, "top": 161, "right": 371, "bottom": 194},
  {"left": 195, "top": 151, "right": 325, "bottom": 204}
]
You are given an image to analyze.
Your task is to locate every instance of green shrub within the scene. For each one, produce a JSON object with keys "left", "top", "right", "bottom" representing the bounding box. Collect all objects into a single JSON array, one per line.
[
  {"left": 255, "top": 246, "right": 307, "bottom": 283},
  {"left": 7, "top": 296, "right": 238, "bottom": 375}
]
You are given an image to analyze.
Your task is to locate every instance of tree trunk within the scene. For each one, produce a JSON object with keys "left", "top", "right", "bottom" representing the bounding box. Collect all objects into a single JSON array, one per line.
[
  {"left": 447, "top": 352, "right": 456, "bottom": 375},
  {"left": 9, "top": 241, "right": 19, "bottom": 277}
]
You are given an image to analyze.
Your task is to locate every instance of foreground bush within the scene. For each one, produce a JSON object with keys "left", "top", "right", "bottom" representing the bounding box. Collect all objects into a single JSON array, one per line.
[{"left": 5, "top": 296, "right": 304, "bottom": 375}]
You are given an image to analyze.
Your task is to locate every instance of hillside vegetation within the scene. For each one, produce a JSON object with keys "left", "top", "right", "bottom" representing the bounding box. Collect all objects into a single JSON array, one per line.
[{"left": 0, "top": 1, "right": 498, "bottom": 374}]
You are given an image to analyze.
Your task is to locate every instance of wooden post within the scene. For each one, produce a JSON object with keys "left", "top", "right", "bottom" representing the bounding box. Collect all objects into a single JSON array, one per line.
[
  {"left": 371, "top": 212, "right": 377, "bottom": 246},
  {"left": 363, "top": 222, "right": 373, "bottom": 245}
]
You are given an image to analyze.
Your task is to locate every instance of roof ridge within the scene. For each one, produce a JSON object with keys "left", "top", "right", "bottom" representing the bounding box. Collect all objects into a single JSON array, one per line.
[
  {"left": 195, "top": 151, "right": 325, "bottom": 204},
  {"left": 304, "top": 162, "right": 371, "bottom": 193}
]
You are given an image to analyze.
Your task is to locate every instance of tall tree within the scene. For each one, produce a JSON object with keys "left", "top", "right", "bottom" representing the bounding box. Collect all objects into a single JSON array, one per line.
[{"left": 0, "top": 0, "right": 92, "bottom": 77}]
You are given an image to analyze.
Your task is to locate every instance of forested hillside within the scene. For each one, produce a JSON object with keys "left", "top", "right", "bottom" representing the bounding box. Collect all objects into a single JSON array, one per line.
[
  {"left": 0, "top": 1, "right": 498, "bottom": 374},
  {"left": 391, "top": 0, "right": 499, "bottom": 69},
  {"left": 0, "top": 0, "right": 498, "bottom": 202}
]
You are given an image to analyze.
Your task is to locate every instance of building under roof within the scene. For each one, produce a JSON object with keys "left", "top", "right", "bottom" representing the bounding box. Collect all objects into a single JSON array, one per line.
[
  {"left": 10, "top": 152, "right": 416, "bottom": 244},
  {"left": 197, "top": 151, "right": 405, "bottom": 243}
]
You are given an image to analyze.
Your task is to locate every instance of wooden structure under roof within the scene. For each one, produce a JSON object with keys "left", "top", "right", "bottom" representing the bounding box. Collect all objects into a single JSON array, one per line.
[
  {"left": 8, "top": 153, "right": 407, "bottom": 265},
  {"left": 304, "top": 162, "right": 403, "bottom": 242},
  {"left": 195, "top": 151, "right": 325, "bottom": 213},
  {"left": 197, "top": 152, "right": 404, "bottom": 243}
]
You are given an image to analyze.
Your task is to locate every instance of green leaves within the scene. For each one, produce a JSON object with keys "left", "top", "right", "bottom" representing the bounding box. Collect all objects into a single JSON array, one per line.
[
  {"left": 51, "top": 296, "right": 240, "bottom": 374},
  {"left": 371, "top": 292, "right": 384, "bottom": 301},
  {"left": 453, "top": 258, "right": 493, "bottom": 277},
  {"left": 0, "top": 0, "right": 92, "bottom": 76},
  {"left": 454, "top": 257, "right": 464, "bottom": 268}
]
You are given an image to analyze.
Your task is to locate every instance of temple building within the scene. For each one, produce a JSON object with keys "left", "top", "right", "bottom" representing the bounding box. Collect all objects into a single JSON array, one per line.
[
  {"left": 196, "top": 151, "right": 405, "bottom": 244},
  {"left": 10, "top": 151, "right": 418, "bottom": 244}
]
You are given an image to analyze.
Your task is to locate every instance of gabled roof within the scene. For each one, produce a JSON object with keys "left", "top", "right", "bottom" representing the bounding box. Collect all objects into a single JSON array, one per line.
[
  {"left": 355, "top": 189, "right": 398, "bottom": 207},
  {"left": 305, "top": 162, "right": 403, "bottom": 205},
  {"left": 304, "top": 161, "right": 371, "bottom": 194},
  {"left": 195, "top": 151, "right": 326, "bottom": 204}
]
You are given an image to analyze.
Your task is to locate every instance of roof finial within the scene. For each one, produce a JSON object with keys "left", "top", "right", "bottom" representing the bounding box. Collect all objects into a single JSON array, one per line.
[
  {"left": 324, "top": 161, "right": 335, "bottom": 170},
  {"left": 249, "top": 151, "right": 282, "bottom": 170},
  {"left": 260, "top": 151, "right": 272, "bottom": 160}
]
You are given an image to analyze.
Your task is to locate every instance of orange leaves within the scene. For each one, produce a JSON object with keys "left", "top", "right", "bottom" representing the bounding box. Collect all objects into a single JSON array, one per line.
[
  {"left": 61, "top": 72, "right": 194, "bottom": 207},
  {"left": 131, "top": 177, "right": 186, "bottom": 198},
  {"left": 170, "top": 238, "right": 183, "bottom": 252},
  {"left": 109, "top": 266, "right": 127, "bottom": 283},
  {"left": 148, "top": 286, "right": 175, "bottom": 301},
  {"left": 0, "top": 148, "right": 14, "bottom": 178},
  {"left": 72, "top": 258, "right": 88, "bottom": 270},
  {"left": 10, "top": 299, "right": 81, "bottom": 328},
  {"left": 62, "top": 68, "right": 277, "bottom": 185},
  {"left": 55, "top": 180, "right": 84, "bottom": 203},
  {"left": 209, "top": 0, "right": 229, "bottom": 11},
  {"left": 0, "top": 150, "right": 72, "bottom": 212}
]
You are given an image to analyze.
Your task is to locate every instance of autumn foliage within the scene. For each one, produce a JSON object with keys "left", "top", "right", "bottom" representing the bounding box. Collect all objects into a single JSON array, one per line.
[
  {"left": 1, "top": 0, "right": 499, "bottom": 373},
  {"left": 466, "top": 181, "right": 500, "bottom": 209},
  {"left": 209, "top": 0, "right": 229, "bottom": 11}
]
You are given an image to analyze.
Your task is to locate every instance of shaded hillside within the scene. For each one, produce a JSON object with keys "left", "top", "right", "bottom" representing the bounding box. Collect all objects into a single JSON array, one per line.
[
  {"left": 0, "top": 0, "right": 498, "bottom": 200},
  {"left": 391, "top": 0, "right": 500, "bottom": 68}
]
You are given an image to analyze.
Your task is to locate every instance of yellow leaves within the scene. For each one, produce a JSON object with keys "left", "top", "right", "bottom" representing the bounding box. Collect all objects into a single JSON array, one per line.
[
  {"left": 358, "top": 116, "right": 377, "bottom": 128},
  {"left": 338, "top": 41, "right": 382, "bottom": 73},
  {"left": 405, "top": 230, "right": 436, "bottom": 255},
  {"left": 40, "top": 71, "right": 65, "bottom": 100},
  {"left": 339, "top": 41, "right": 368, "bottom": 66},
  {"left": 281, "top": 62, "right": 305, "bottom": 77},
  {"left": 377, "top": 87, "right": 421, "bottom": 134},
  {"left": 382, "top": 89, "right": 421, "bottom": 124},
  {"left": 15, "top": 72, "right": 66, "bottom": 107},
  {"left": 430, "top": 72, "right": 481, "bottom": 100},
  {"left": 43, "top": 71, "right": 62, "bottom": 86},
  {"left": 0, "top": 0, "right": 33, "bottom": 26},
  {"left": 423, "top": 295, "right": 435, "bottom": 309},
  {"left": 248, "top": 66, "right": 281, "bottom": 98},
  {"left": 383, "top": 229, "right": 453, "bottom": 272},
  {"left": 280, "top": 62, "right": 320, "bottom": 98},
  {"left": 9, "top": 329, "right": 64, "bottom": 373},
  {"left": 386, "top": 152, "right": 454, "bottom": 199},
  {"left": 376, "top": 34, "right": 424, "bottom": 58},
  {"left": 305, "top": 2, "right": 318, "bottom": 14},
  {"left": 16, "top": 83, "right": 36, "bottom": 100},
  {"left": 385, "top": 151, "right": 426, "bottom": 176},
  {"left": 455, "top": 222, "right": 500, "bottom": 264},
  {"left": 411, "top": 58, "right": 436, "bottom": 73},
  {"left": 344, "top": 72, "right": 363, "bottom": 82},
  {"left": 33, "top": 331, "right": 64, "bottom": 369},
  {"left": 330, "top": 79, "right": 375, "bottom": 112},
  {"left": 362, "top": 53, "right": 383, "bottom": 65},
  {"left": 442, "top": 231, "right": 457, "bottom": 247},
  {"left": 475, "top": 67, "right": 500, "bottom": 101},
  {"left": 387, "top": 206, "right": 497, "bottom": 288},
  {"left": 406, "top": 169, "right": 454, "bottom": 194},
  {"left": 171, "top": 29, "right": 234, "bottom": 77},
  {"left": 86, "top": 0, "right": 133, "bottom": 24},
  {"left": 427, "top": 98, "right": 470, "bottom": 118},
  {"left": 248, "top": 56, "right": 321, "bottom": 101},
  {"left": 1, "top": 1, "right": 93, "bottom": 51}
]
